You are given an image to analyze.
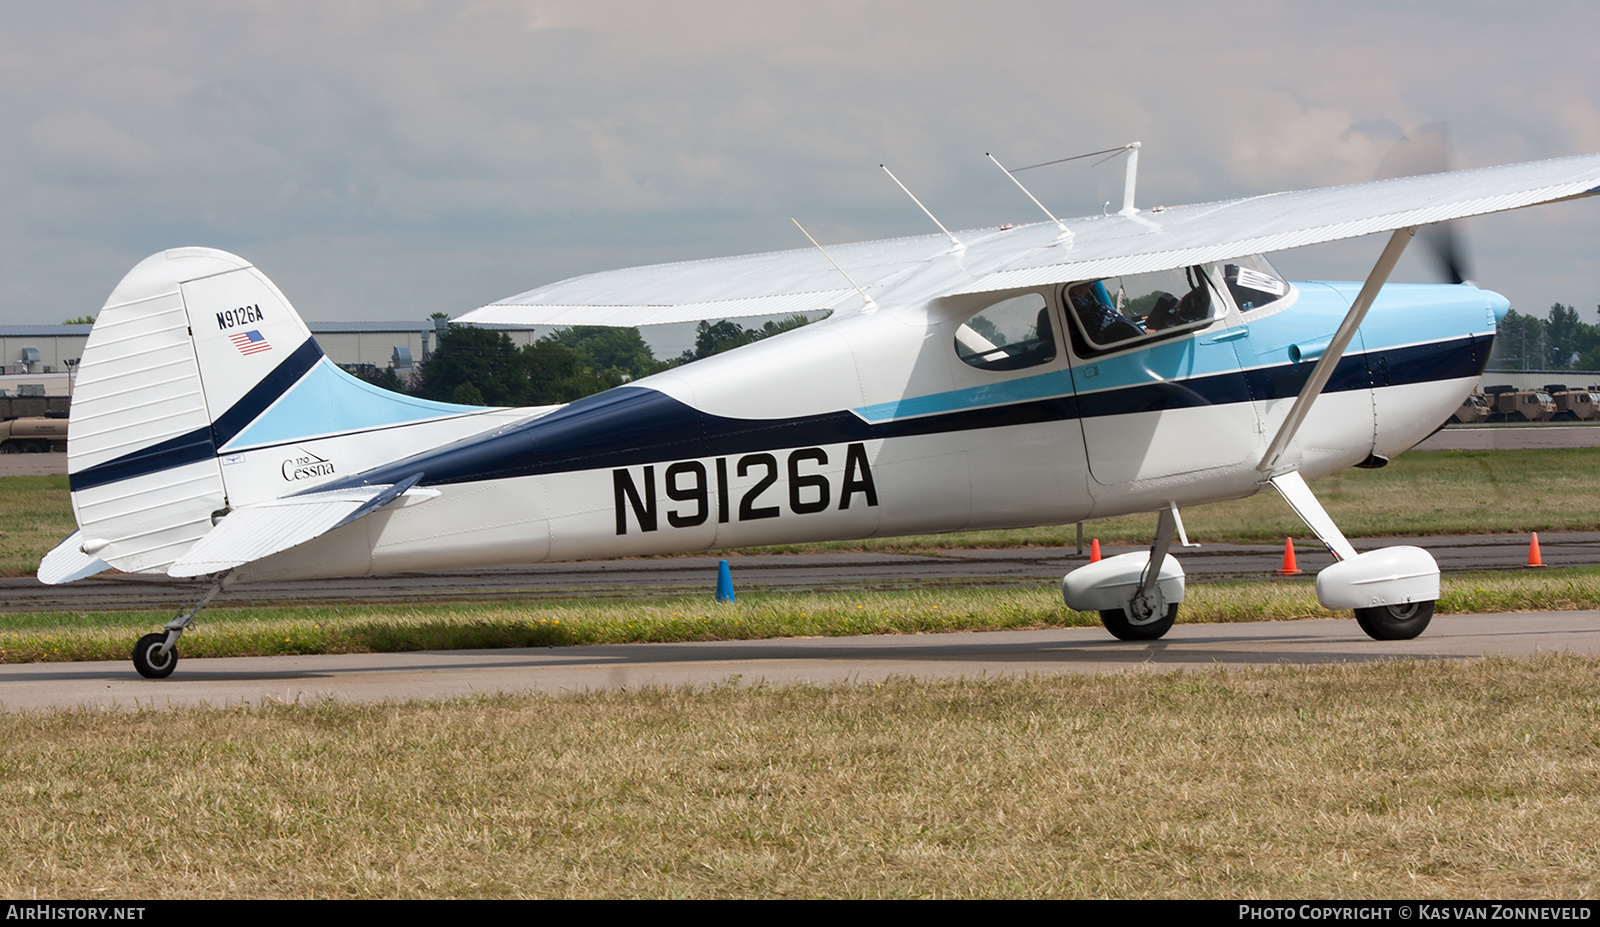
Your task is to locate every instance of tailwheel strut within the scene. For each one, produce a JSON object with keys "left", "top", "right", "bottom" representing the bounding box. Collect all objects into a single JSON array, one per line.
[{"left": 132, "top": 576, "right": 229, "bottom": 679}]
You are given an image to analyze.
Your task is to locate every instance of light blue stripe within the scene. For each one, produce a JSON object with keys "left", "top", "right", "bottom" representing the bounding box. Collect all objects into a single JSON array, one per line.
[
  {"left": 223, "top": 359, "right": 489, "bottom": 450},
  {"left": 854, "top": 283, "right": 1498, "bottom": 424},
  {"left": 855, "top": 369, "right": 1075, "bottom": 422}
]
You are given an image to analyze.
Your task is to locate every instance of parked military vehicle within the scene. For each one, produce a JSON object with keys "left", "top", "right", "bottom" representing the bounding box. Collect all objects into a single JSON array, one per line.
[
  {"left": 1449, "top": 392, "right": 1493, "bottom": 424},
  {"left": 1482, "top": 385, "right": 1557, "bottom": 422},
  {"left": 0, "top": 395, "right": 70, "bottom": 420},
  {"left": 1541, "top": 384, "right": 1600, "bottom": 421},
  {"left": 0, "top": 416, "right": 68, "bottom": 453}
]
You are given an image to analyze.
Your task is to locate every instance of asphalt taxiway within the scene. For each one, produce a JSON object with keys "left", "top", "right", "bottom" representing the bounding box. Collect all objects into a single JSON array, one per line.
[{"left": 2, "top": 611, "right": 1595, "bottom": 711}]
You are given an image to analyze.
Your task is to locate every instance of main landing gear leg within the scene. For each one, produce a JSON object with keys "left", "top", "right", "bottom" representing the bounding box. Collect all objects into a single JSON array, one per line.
[
  {"left": 132, "top": 576, "right": 229, "bottom": 679},
  {"left": 1268, "top": 471, "right": 1439, "bottom": 640},
  {"left": 1062, "top": 506, "right": 1187, "bottom": 641}
]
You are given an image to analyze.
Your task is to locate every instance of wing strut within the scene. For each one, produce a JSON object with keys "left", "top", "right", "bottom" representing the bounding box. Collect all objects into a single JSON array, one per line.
[{"left": 1258, "top": 226, "right": 1416, "bottom": 476}]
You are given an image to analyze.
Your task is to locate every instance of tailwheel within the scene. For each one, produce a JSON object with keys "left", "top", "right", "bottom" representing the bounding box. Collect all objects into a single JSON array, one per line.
[
  {"left": 132, "top": 632, "right": 178, "bottom": 679},
  {"left": 129, "top": 576, "right": 229, "bottom": 680},
  {"left": 1353, "top": 601, "right": 1434, "bottom": 641},
  {"left": 1099, "top": 604, "right": 1179, "bottom": 641}
]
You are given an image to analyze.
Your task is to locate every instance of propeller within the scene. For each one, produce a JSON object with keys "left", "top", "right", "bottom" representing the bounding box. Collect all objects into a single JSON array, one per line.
[{"left": 1374, "top": 123, "right": 1473, "bottom": 285}]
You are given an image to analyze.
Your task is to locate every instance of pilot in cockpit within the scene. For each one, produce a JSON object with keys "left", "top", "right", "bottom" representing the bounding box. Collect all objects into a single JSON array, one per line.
[{"left": 1067, "top": 280, "right": 1144, "bottom": 344}]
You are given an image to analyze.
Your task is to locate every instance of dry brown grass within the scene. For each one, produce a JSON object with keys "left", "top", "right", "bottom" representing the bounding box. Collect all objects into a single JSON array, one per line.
[{"left": 2, "top": 656, "right": 1596, "bottom": 898}]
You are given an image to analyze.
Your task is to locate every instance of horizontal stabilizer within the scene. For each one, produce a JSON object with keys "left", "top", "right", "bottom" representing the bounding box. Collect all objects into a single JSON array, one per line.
[
  {"left": 37, "top": 531, "right": 113, "bottom": 585},
  {"left": 166, "top": 474, "right": 422, "bottom": 578}
]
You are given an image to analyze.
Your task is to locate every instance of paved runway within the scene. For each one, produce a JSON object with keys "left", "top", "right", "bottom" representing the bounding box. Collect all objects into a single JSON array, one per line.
[
  {"left": 1412, "top": 424, "right": 1600, "bottom": 450},
  {"left": 2, "top": 611, "right": 1595, "bottom": 711}
]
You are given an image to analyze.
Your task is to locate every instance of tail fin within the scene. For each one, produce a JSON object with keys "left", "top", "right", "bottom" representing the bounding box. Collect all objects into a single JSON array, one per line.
[{"left": 61, "top": 247, "right": 471, "bottom": 577}]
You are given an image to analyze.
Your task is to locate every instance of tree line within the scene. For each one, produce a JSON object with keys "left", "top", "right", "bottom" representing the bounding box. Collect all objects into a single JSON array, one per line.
[
  {"left": 369, "top": 315, "right": 814, "bottom": 406},
  {"left": 1493, "top": 303, "right": 1600, "bottom": 371}
]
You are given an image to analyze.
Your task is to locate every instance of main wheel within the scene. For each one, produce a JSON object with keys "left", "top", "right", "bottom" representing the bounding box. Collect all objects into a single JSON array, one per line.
[
  {"left": 132, "top": 633, "right": 177, "bottom": 679},
  {"left": 1353, "top": 601, "right": 1434, "bottom": 641},
  {"left": 1100, "top": 604, "right": 1178, "bottom": 641}
]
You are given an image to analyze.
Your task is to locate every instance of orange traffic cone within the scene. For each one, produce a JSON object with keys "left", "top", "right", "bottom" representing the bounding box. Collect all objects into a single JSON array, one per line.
[
  {"left": 1526, "top": 532, "right": 1545, "bottom": 568},
  {"left": 1089, "top": 539, "right": 1102, "bottom": 562},
  {"left": 1277, "top": 537, "right": 1303, "bottom": 575}
]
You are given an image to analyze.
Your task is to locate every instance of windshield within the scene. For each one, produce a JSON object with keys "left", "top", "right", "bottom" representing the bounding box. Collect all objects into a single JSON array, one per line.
[{"left": 1224, "top": 255, "right": 1290, "bottom": 313}]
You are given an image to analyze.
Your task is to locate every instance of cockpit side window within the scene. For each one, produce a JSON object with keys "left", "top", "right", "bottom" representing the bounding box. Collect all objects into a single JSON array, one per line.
[
  {"left": 954, "top": 293, "right": 1055, "bottom": 371},
  {"left": 1224, "top": 255, "right": 1290, "bottom": 313},
  {"left": 1063, "top": 266, "right": 1224, "bottom": 356}
]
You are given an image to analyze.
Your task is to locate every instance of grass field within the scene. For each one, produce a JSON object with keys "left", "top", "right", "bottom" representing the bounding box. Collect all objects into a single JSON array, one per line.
[
  {"left": 5, "top": 567, "right": 1599, "bottom": 663},
  {"left": 3, "top": 656, "right": 1595, "bottom": 898},
  {"left": 7, "top": 448, "right": 1600, "bottom": 576}
]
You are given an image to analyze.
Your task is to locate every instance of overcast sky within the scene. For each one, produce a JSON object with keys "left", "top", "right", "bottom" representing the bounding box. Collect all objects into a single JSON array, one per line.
[{"left": 2, "top": 1, "right": 1598, "bottom": 327}]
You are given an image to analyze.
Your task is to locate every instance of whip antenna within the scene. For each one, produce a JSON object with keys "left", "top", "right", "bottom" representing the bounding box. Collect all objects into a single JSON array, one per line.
[
  {"left": 791, "top": 218, "right": 878, "bottom": 312},
  {"left": 880, "top": 164, "right": 963, "bottom": 250},
  {"left": 987, "top": 153, "right": 1072, "bottom": 242}
]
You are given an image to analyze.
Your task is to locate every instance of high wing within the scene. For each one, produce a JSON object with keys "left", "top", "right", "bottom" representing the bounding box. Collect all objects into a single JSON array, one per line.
[
  {"left": 459, "top": 153, "right": 1600, "bottom": 326},
  {"left": 957, "top": 152, "right": 1600, "bottom": 293}
]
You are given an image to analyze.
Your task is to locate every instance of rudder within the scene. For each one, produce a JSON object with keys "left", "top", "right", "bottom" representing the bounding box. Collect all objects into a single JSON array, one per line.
[{"left": 66, "top": 248, "right": 324, "bottom": 575}]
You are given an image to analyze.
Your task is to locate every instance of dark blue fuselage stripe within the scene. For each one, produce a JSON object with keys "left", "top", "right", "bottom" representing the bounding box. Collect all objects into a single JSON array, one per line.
[
  {"left": 330, "top": 334, "right": 1489, "bottom": 491},
  {"left": 69, "top": 333, "right": 1487, "bottom": 494},
  {"left": 68, "top": 338, "right": 325, "bottom": 493}
]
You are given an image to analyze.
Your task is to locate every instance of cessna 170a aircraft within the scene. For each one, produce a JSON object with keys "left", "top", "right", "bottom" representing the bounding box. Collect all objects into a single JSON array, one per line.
[{"left": 38, "top": 147, "right": 1600, "bottom": 678}]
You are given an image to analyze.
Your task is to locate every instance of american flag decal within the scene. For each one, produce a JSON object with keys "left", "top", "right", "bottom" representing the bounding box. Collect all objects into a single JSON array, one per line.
[{"left": 229, "top": 330, "right": 272, "bottom": 355}]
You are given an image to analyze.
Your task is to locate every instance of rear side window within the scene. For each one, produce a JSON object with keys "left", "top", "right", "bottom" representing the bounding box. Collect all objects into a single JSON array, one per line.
[{"left": 955, "top": 293, "right": 1055, "bottom": 371}]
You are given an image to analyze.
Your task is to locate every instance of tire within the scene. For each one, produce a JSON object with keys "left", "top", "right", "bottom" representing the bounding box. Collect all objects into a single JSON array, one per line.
[
  {"left": 132, "top": 632, "right": 178, "bottom": 679},
  {"left": 1353, "top": 601, "right": 1434, "bottom": 641},
  {"left": 22, "top": 442, "right": 44, "bottom": 454},
  {"left": 1100, "top": 604, "right": 1178, "bottom": 641}
]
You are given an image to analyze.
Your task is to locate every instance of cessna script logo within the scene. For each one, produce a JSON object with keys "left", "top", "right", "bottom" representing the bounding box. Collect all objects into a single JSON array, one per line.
[{"left": 281, "top": 449, "right": 335, "bottom": 481}]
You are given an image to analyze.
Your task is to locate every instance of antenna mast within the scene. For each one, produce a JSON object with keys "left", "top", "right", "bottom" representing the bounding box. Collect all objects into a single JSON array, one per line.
[{"left": 1119, "top": 142, "right": 1141, "bottom": 215}]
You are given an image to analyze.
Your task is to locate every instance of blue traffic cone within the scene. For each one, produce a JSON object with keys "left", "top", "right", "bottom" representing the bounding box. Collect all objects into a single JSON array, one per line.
[{"left": 716, "top": 559, "right": 736, "bottom": 603}]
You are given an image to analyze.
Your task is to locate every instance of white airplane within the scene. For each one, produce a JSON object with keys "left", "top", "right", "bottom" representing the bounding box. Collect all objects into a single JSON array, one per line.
[{"left": 36, "top": 148, "right": 1600, "bottom": 678}]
